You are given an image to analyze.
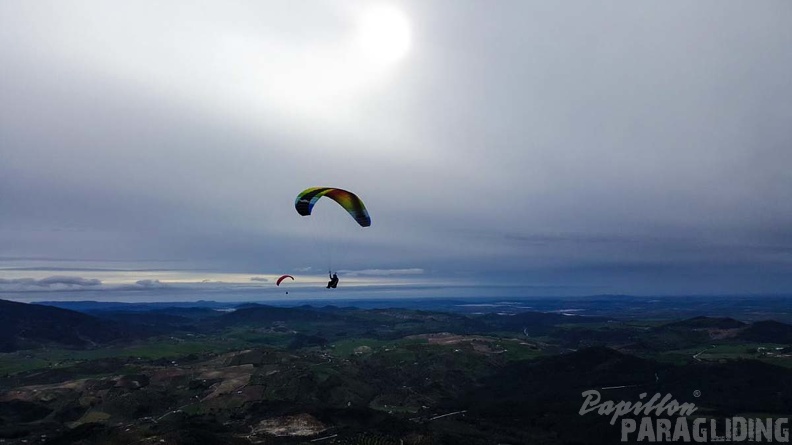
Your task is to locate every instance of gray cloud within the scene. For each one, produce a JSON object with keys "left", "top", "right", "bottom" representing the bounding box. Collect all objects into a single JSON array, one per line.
[
  {"left": 40, "top": 276, "right": 101, "bottom": 286},
  {"left": 0, "top": 276, "right": 101, "bottom": 287},
  {"left": 338, "top": 268, "right": 425, "bottom": 277},
  {"left": 1, "top": 1, "right": 790, "bottom": 295},
  {"left": 0, "top": 276, "right": 102, "bottom": 292},
  {"left": 250, "top": 277, "right": 269, "bottom": 282},
  {"left": 133, "top": 279, "right": 169, "bottom": 289}
]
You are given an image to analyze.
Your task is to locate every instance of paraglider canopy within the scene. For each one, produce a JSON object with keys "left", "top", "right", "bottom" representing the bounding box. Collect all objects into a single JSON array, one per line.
[
  {"left": 295, "top": 187, "right": 371, "bottom": 227},
  {"left": 276, "top": 275, "right": 294, "bottom": 286}
]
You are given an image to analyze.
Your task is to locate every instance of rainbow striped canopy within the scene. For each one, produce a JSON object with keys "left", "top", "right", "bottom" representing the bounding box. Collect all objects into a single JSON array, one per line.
[{"left": 295, "top": 187, "right": 371, "bottom": 227}]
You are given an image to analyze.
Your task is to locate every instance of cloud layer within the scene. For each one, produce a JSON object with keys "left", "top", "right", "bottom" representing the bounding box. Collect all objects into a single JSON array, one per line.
[{"left": 1, "top": 1, "right": 791, "bottom": 296}]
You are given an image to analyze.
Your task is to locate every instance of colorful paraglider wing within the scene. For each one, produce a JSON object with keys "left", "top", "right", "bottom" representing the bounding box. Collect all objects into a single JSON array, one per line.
[
  {"left": 295, "top": 187, "right": 371, "bottom": 227},
  {"left": 276, "top": 275, "right": 294, "bottom": 286}
]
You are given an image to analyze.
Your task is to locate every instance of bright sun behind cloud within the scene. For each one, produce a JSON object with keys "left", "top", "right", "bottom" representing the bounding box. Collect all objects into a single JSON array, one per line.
[
  {"left": 14, "top": 2, "right": 416, "bottom": 154},
  {"left": 355, "top": 4, "right": 412, "bottom": 64}
]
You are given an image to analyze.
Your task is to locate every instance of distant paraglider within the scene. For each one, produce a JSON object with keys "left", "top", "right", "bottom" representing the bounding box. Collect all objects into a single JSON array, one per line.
[
  {"left": 276, "top": 275, "right": 294, "bottom": 286},
  {"left": 276, "top": 274, "right": 294, "bottom": 294}
]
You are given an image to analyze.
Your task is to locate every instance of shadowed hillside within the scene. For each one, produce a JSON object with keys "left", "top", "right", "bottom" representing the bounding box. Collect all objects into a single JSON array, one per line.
[{"left": 0, "top": 300, "right": 131, "bottom": 352}]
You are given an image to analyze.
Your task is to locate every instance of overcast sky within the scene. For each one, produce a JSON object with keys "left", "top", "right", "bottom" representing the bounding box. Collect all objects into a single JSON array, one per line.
[{"left": 1, "top": 1, "right": 791, "bottom": 301}]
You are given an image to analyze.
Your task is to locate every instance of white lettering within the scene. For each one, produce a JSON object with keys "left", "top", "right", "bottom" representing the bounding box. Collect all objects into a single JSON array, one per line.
[
  {"left": 641, "top": 393, "right": 662, "bottom": 416},
  {"left": 711, "top": 418, "right": 726, "bottom": 442},
  {"left": 673, "top": 417, "right": 691, "bottom": 442},
  {"left": 621, "top": 419, "right": 636, "bottom": 442},
  {"left": 579, "top": 390, "right": 601, "bottom": 415},
  {"left": 776, "top": 418, "right": 789, "bottom": 443},
  {"left": 679, "top": 401, "right": 698, "bottom": 416},
  {"left": 656, "top": 418, "right": 672, "bottom": 442},
  {"left": 757, "top": 418, "right": 773, "bottom": 441},
  {"left": 638, "top": 417, "right": 654, "bottom": 442},
  {"left": 693, "top": 418, "right": 707, "bottom": 442},
  {"left": 654, "top": 394, "right": 672, "bottom": 416},
  {"left": 598, "top": 400, "right": 615, "bottom": 416},
  {"left": 612, "top": 400, "right": 634, "bottom": 425},
  {"left": 733, "top": 417, "right": 747, "bottom": 441},
  {"left": 580, "top": 390, "right": 698, "bottom": 426}
]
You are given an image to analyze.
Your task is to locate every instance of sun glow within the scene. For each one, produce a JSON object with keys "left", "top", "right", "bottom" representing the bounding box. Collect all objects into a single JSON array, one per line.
[{"left": 355, "top": 4, "right": 412, "bottom": 64}]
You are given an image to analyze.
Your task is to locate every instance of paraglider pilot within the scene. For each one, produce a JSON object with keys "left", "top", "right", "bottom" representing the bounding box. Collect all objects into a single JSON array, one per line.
[{"left": 327, "top": 271, "right": 339, "bottom": 289}]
